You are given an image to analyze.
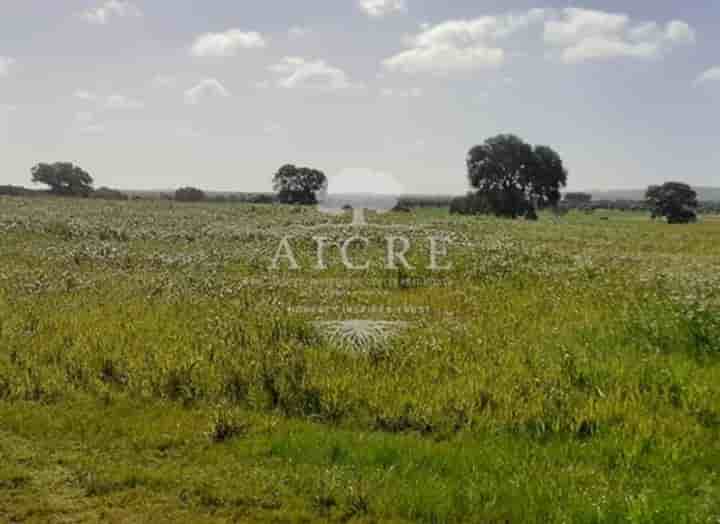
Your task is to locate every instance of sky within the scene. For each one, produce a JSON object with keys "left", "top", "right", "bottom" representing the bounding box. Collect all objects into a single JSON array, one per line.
[{"left": 0, "top": 0, "right": 718, "bottom": 194}]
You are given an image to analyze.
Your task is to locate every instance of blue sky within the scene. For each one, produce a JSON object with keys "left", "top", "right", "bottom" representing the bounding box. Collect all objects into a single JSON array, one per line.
[{"left": 0, "top": 1, "right": 718, "bottom": 194}]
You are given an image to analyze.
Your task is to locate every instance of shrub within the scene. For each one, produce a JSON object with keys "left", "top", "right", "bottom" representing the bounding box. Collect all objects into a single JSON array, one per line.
[
  {"left": 175, "top": 187, "right": 206, "bottom": 203},
  {"left": 91, "top": 187, "right": 129, "bottom": 201}
]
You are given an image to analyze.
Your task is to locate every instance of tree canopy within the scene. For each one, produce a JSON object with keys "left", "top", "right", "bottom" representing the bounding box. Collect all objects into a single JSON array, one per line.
[
  {"left": 564, "top": 192, "right": 593, "bottom": 204},
  {"left": 467, "top": 135, "right": 567, "bottom": 218},
  {"left": 646, "top": 182, "right": 698, "bottom": 224},
  {"left": 273, "top": 164, "right": 327, "bottom": 205},
  {"left": 31, "top": 162, "right": 94, "bottom": 197},
  {"left": 175, "top": 187, "right": 206, "bottom": 202}
]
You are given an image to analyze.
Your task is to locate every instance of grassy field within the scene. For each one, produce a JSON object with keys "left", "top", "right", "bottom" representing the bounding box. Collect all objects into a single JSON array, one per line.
[{"left": 1, "top": 196, "right": 719, "bottom": 523}]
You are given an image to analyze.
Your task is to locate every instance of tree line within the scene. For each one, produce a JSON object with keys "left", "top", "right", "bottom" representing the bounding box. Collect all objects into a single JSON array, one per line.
[{"left": 3, "top": 141, "right": 709, "bottom": 223}]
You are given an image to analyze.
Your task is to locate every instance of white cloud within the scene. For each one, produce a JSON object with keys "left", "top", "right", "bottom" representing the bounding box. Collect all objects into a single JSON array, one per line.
[
  {"left": 383, "top": 9, "right": 694, "bottom": 72},
  {"left": 151, "top": 75, "right": 178, "bottom": 89},
  {"left": 75, "top": 111, "right": 95, "bottom": 124},
  {"left": 73, "top": 90, "right": 98, "bottom": 101},
  {"left": 74, "top": 90, "right": 143, "bottom": 110},
  {"left": 184, "top": 79, "right": 231, "bottom": 104},
  {"left": 72, "top": 111, "right": 105, "bottom": 135},
  {"left": 544, "top": 8, "right": 695, "bottom": 64},
  {"left": 695, "top": 67, "right": 720, "bottom": 86},
  {"left": 380, "top": 87, "right": 423, "bottom": 97},
  {"left": 359, "top": 0, "right": 406, "bottom": 18},
  {"left": 544, "top": 9, "right": 627, "bottom": 46},
  {"left": 79, "top": 124, "right": 106, "bottom": 135},
  {"left": 190, "top": 29, "right": 266, "bottom": 57},
  {"left": 288, "top": 26, "right": 312, "bottom": 39},
  {"left": 81, "top": 1, "right": 142, "bottom": 25},
  {"left": 104, "top": 94, "right": 143, "bottom": 110},
  {"left": 665, "top": 21, "right": 695, "bottom": 45},
  {"left": 382, "top": 10, "right": 546, "bottom": 74},
  {"left": 269, "top": 57, "right": 359, "bottom": 90},
  {"left": 0, "top": 57, "right": 16, "bottom": 77}
]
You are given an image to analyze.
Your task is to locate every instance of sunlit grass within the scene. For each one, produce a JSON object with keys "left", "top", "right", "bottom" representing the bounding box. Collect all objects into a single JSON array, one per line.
[{"left": 0, "top": 196, "right": 719, "bottom": 522}]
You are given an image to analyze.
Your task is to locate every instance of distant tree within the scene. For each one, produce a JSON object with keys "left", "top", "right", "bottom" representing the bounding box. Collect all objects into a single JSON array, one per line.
[
  {"left": 273, "top": 164, "right": 327, "bottom": 205},
  {"left": 467, "top": 135, "right": 567, "bottom": 218},
  {"left": 175, "top": 187, "right": 206, "bottom": 202},
  {"left": 564, "top": 192, "right": 593, "bottom": 205},
  {"left": 0, "top": 185, "right": 34, "bottom": 197},
  {"left": 31, "top": 162, "right": 94, "bottom": 197},
  {"left": 449, "top": 192, "right": 493, "bottom": 216},
  {"left": 91, "top": 187, "right": 128, "bottom": 201},
  {"left": 646, "top": 182, "right": 698, "bottom": 224}
]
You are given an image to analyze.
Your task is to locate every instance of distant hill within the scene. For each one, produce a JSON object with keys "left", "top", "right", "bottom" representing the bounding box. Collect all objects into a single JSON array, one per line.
[{"left": 586, "top": 187, "right": 720, "bottom": 202}]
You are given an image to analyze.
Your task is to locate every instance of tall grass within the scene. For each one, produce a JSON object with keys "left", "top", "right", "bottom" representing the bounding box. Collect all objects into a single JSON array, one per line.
[{"left": 0, "top": 196, "right": 719, "bottom": 522}]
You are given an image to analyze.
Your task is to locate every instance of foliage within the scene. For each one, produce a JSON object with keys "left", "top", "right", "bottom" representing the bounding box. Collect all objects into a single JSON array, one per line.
[
  {"left": 0, "top": 185, "right": 35, "bottom": 197},
  {"left": 564, "top": 192, "right": 593, "bottom": 204},
  {"left": 90, "top": 187, "right": 128, "bottom": 201},
  {"left": 529, "top": 145, "right": 567, "bottom": 208},
  {"left": 449, "top": 192, "right": 492, "bottom": 215},
  {"left": 646, "top": 182, "right": 699, "bottom": 224},
  {"left": 273, "top": 164, "right": 327, "bottom": 205},
  {"left": 467, "top": 135, "right": 567, "bottom": 218},
  {"left": 30, "top": 162, "right": 94, "bottom": 197},
  {"left": 174, "top": 187, "right": 206, "bottom": 203}
]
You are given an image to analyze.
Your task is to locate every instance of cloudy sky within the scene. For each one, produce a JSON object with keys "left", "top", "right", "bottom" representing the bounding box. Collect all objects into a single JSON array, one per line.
[{"left": 1, "top": 1, "right": 718, "bottom": 194}]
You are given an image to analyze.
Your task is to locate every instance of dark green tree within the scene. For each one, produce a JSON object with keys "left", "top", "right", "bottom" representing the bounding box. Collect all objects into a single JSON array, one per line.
[
  {"left": 31, "top": 162, "right": 94, "bottom": 197},
  {"left": 646, "top": 182, "right": 698, "bottom": 224},
  {"left": 564, "top": 192, "right": 593, "bottom": 204},
  {"left": 175, "top": 187, "right": 206, "bottom": 202},
  {"left": 528, "top": 145, "right": 567, "bottom": 209},
  {"left": 273, "top": 164, "right": 327, "bottom": 205},
  {"left": 467, "top": 135, "right": 567, "bottom": 218}
]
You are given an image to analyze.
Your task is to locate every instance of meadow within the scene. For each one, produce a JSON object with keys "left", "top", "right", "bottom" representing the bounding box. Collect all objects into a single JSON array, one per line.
[{"left": 0, "top": 196, "right": 719, "bottom": 523}]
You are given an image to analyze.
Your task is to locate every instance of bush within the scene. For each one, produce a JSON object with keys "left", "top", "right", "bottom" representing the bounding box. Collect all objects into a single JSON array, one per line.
[
  {"left": 206, "top": 405, "right": 250, "bottom": 443},
  {"left": 667, "top": 208, "right": 698, "bottom": 224},
  {"left": 0, "top": 185, "right": 35, "bottom": 197},
  {"left": 91, "top": 187, "right": 128, "bottom": 201},
  {"left": 175, "top": 187, "right": 206, "bottom": 203},
  {"left": 449, "top": 192, "right": 490, "bottom": 216}
]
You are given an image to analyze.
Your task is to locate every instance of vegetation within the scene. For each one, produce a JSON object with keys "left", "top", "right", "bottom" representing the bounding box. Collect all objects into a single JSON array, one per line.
[
  {"left": 273, "top": 164, "right": 327, "bottom": 205},
  {"left": 0, "top": 196, "right": 719, "bottom": 522},
  {"left": 564, "top": 192, "right": 593, "bottom": 204},
  {"left": 467, "top": 135, "right": 567, "bottom": 219},
  {"left": 31, "top": 162, "right": 94, "bottom": 197},
  {"left": 449, "top": 192, "right": 490, "bottom": 216},
  {"left": 175, "top": 186, "right": 207, "bottom": 203},
  {"left": 0, "top": 185, "right": 35, "bottom": 197},
  {"left": 90, "top": 186, "right": 129, "bottom": 201},
  {"left": 647, "top": 182, "right": 699, "bottom": 224}
]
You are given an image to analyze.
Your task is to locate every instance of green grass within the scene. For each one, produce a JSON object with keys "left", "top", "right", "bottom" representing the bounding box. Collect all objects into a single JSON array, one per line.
[{"left": 0, "top": 196, "right": 719, "bottom": 522}]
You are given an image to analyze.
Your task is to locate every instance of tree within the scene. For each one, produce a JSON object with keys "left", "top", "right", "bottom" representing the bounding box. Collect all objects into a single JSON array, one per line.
[
  {"left": 91, "top": 187, "right": 128, "bottom": 201},
  {"left": 175, "top": 187, "right": 206, "bottom": 202},
  {"left": 646, "top": 182, "right": 698, "bottom": 224},
  {"left": 31, "top": 162, "right": 94, "bottom": 197},
  {"left": 466, "top": 135, "right": 567, "bottom": 218},
  {"left": 273, "top": 164, "right": 327, "bottom": 205},
  {"left": 564, "top": 192, "right": 593, "bottom": 205},
  {"left": 449, "top": 192, "right": 494, "bottom": 216},
  {"left": 528, "top": 145, "right": 567, "bottom": 209}
]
